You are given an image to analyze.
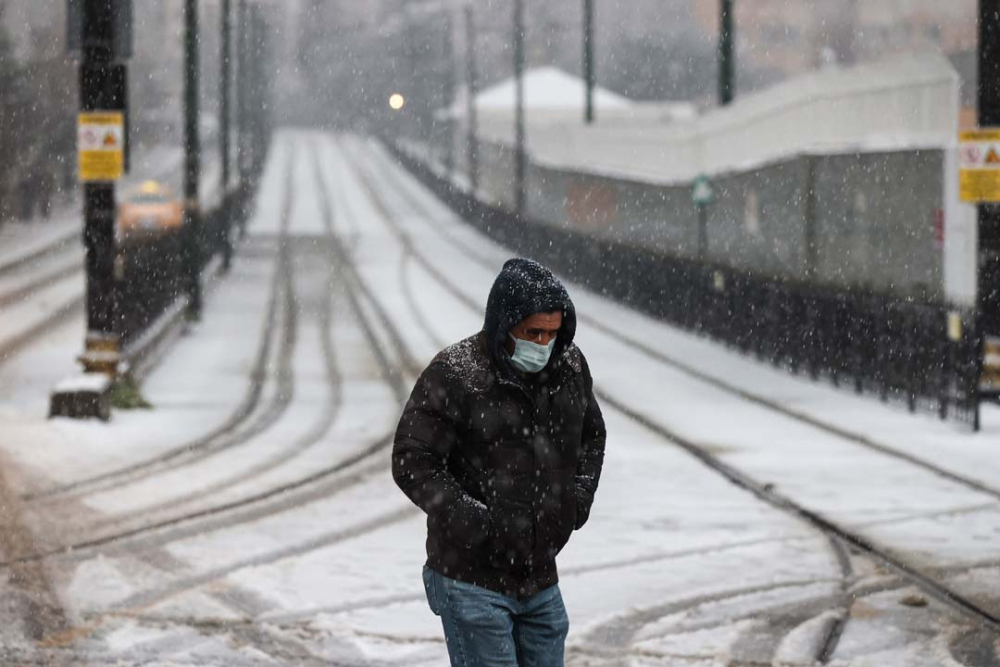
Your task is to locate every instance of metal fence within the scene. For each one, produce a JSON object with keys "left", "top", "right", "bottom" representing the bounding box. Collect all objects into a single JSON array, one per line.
[
  {"left": 115, "top": 185, "right": 253, "bottom": 346},
  {"left": 391, "top": 144, "right": 983, "bottom": 429}
]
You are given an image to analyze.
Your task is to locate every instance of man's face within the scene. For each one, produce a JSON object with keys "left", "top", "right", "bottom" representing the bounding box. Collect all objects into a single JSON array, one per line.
[{"left": 505, "top": 311, "right": 563, "bottom": 354}]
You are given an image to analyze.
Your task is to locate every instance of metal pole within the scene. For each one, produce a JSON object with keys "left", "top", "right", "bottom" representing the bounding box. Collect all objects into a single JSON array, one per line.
[
  {"left": 220, "top": 0, "right": 231, "bottom": 194},
  {"left": 465, "top": 4, "right": 479, "bottom": 193},
  {"left": 583, "top": 0, "right": 594, "bottom": 124},
  {"left": 697, "top": 204, "right": 707, "bottom": 261},
  {"left": 184, "top": 0, "right": 202, "bottom": 320},
  {"left": 247, "top": 6, "right": 257, "bottom": 173},
  {"left": 220, "top": 0, "right": 233, "bottom": 269},
  {"left": 251, "top": 6, "right": 268, "bottom": 175},
  {"left": 975, "top": 0, "right": 1000, "bottom": 431},
  {"left": 404, "top": 12, "right": 419, "bottom": 140},
  {"left": 236, "top": 0, "right": 247, "bottom": 185},
  {"left": 719, "top": 0, "right": 735, "bottom": 106},
  {"left": 979, "top": 0, "right": 1000, "bottom": 330},
  {"left": 80, "top": 0, "right": 121, "bottom": 375},
  {"left": 443, "top": 12, "right": 455, "bottom": 178},
  {"left": 514, "top": 0, "right": 526, "bottom": 216}
]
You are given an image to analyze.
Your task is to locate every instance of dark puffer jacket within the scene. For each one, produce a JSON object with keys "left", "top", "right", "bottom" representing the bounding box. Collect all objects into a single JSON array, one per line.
[{"left": 393, "top": 258, "right": 606, "bottom": 600}]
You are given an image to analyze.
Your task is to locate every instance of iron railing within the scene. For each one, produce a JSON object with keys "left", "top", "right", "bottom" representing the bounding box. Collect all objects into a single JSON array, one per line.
[
  {"left": 391, "top": 144, "right": 983, "bottom": 429},
  {"left": 115, "top": 185, "right": 252, "bottom": 346}
]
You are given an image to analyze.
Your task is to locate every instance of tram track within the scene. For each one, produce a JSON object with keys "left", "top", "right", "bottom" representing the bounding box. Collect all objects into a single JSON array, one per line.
[
  {"left": 18, "top": 132, "right": 987, "bottom": 664},
  {"left": 0, "top": 237, "right": 85, "bottom": 370},
  {"left": 28, "top": 140, "right": 435, "bottom": 651},
  {"left": 0, "top": 230, "right": 79, "bottom": 279},
  {"left": 11, "top": 132, "right": 993, "bottom": 662},
  {"left": 0, "top": 261, "right": 82, "bottom": 311},
  {"left": 0, "top": 139, "right": 427, "bottom": 658},
  {"left": 81, "top": 240, "right": 309, "bottom": 532},
  {"left": 21, "top": 158, "right": 298, "bottom": 506},
  {"left": 82, "top": 136, "right": 428, "bottom": 630},
  {"left": 75, "top": 142, "right": 408, "bottom": 542},
  {"left": 0, "top": 139, "right": 418, "bottom": 575},
  {"left": 0, "top": 295, "right": 84, "bottom": 369},
  {"left": 0, "top": 154, "right": 200, "bottom": 374},
  {"left": 339, "top": 136, "right": 860, "bottom": 664},
  {"left": 340, "top": 136, "right": 1000, "bottom": 644}
]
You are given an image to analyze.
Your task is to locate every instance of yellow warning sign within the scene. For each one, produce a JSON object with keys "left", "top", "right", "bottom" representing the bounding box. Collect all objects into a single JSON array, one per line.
[
  {"left": 78, "top": 112, "right": 124, "bottom": 182},
  {"left": 959, "top": 128, "right": 1000, "bottom": 202}
]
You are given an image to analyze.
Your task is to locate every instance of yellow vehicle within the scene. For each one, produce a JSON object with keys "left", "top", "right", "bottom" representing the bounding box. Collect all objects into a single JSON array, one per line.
[{"left": 118, "top": 181, "right": 184, "bottom": 241}]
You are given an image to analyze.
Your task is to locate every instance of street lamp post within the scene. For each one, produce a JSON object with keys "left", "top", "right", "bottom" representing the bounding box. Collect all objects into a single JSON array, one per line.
[
  {"left": 979, "top": 0, "right": 1000, "bottom": 336},
  {"left": 221, "top": 0, "right": 231, "bottom": 195},
  {"left": 183, "top": 0, "right": 202, "bottom": 320},
  {"left": 78, "top": 0, "right": 128, "bottom": 377},
  {"left": 583, "top": 0, "right": 594, "bottom": 124},
  {"left": 465, "top": 4, "right": 479, "bottom": 193},
  {"left": 719, "top": 0, "right": 735, "bottom": 106},
  {"left": 443, "top": 12, "right": 456, "bottom": 178},
  {"left": 513, "top": 0, "right": 526, "bottom": 216},
  {"left": 220, "top": 0, "right": 233, "bottom": 269},
  {"left": 236, "top": 0, "right": 248, "bottom": 187}
]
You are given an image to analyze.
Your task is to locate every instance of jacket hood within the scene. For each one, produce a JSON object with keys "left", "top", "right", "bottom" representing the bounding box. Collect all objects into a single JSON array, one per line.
[{"left": 483, "top": 258, "right": 576, "bottom": 379}]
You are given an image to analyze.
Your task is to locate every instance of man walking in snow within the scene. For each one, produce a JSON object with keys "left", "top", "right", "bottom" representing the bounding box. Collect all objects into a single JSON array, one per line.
[{"left": 393, "top": 258, "right": 607, "bottom": 666}]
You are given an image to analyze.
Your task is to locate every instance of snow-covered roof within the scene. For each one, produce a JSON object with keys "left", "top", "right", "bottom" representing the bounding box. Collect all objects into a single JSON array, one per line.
[
  {"left": 475, "top": 53, "right": 960, "bottom": 186},
  {"left": 468, "top": 66, "right": 633, "bottom": 114}
]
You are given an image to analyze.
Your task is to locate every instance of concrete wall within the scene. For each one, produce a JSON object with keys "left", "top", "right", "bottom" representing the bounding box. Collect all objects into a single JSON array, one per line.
[
  {"left": 447, "top": 55, "right": 973, "bottom": 305},
  {"left": 478, "top": 141, "right": 947, "bottom": 301}
]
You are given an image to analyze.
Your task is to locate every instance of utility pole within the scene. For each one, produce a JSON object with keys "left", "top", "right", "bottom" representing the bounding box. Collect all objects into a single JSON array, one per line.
[
  {"left": 719, "top": 0, "right": 735, "bottom": 106},
  {"left": 78, "top": 0, "right": 128, "bottom": 377},
  {"left": 583, "top": 0, "right": 594, "bottom": 124},
  {"left": 183, "top": 0, "right": 202, "bottom": 320},
  {"left": 247, "top": 6, "right": 258, "bottom": 173},
  {"left": 464, "top": 4, "right": 479, "bottom": 193},
  {"left": 249, "top": 5, "right": 270, "bottom": 176},
  {"left": 220, "top": 0, "right": 233, "bottom": 269},
  {"left": 443, "top": 12, "right": 456, "bottom": 178},
  {"left": 52, "top": 0, "right": 130, "bottom": 419},
  {"left": 980, "top": 0, "right": 1000, "bottom": 335},
  {"left": 513, "top": 0, "right": 526, "bottom": 216},
  {"left": 221, "top": 0, "right": 231, "bottom": 195},
  {"left": 236, "top": 0, "right": 248, "bottom": 187}
]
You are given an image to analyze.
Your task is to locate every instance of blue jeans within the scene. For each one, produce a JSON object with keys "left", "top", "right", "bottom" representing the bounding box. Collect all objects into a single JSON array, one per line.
[{"left": 422, "top": 567, "right": 569, "bottom": 667}]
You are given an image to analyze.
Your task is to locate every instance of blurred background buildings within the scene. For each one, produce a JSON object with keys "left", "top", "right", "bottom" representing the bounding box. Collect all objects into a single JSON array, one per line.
[{"left": 0, "top": 0, "right": 981, "bottom": 223}]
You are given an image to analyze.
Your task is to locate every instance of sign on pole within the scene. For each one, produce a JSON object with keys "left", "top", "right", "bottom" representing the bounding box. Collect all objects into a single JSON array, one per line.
[
  {"left": 959, "top": 129, "right": 1000, "bottom": 203},
  {"left": 692, "top": 175, "right": 714, "bottom": 206},
  {"left": 78, "top": 112, "right": 125, "bottom": 182}
]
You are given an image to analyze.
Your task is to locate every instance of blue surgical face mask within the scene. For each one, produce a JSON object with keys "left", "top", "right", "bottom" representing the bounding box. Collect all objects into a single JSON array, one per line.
[{"left": 508, "top": 334, "right": 556, "bottom": 373}]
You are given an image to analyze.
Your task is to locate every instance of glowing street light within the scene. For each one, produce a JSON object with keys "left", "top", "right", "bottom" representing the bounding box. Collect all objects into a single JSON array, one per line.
[{"left": 389, "top": 93, "right": 406, "bottom": 110}]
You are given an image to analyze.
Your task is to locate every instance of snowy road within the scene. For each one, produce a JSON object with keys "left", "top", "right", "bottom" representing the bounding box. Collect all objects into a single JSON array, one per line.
[{"left": 0, "top": 130, "right": 999, "bottom": 665}]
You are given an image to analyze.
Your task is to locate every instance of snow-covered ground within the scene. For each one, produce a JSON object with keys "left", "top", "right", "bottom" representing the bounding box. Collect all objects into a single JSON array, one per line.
[{"left": 0, "top": 129, "right": 997, "bottom": 666}]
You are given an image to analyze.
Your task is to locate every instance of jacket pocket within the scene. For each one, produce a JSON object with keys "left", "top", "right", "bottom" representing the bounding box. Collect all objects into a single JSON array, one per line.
[
  {"left": 535, "top": 472, "right": 578, "bottom": 561},
  {"left": 486, "top": 499, "right": 535, "bottom": 572},
  {"left": 430, "top": 496, "right": 491, "bottom": 550}
]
